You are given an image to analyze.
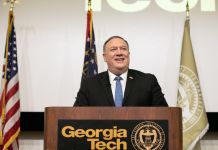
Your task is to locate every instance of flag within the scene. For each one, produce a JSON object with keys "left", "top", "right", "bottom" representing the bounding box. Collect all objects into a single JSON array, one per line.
[
  {"left": 177, "top": 18, "right": 209, "bottom": 150},
  {"left": 81, "top": 6, "right": 98, "bottom": 82},
  {"left": 0, "top": 11, "right": 20, "bottom": 150}
]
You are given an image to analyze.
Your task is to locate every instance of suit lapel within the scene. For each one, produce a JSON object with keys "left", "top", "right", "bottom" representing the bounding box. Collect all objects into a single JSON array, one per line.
[
  {"left": 123, "top": 70, "right": 135, "bottom": 105},
  {"left": 99, "top": 71, "right": 115, "bottom": 106}
]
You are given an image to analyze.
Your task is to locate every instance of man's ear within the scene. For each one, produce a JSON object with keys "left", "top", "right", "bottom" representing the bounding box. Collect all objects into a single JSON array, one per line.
[{"left": 103, "top": 53, "right": 107, "bottom": 62}]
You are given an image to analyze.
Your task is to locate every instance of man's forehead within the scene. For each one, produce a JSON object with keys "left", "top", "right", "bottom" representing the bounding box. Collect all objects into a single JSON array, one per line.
[
  {"left": 103, "top": 36, "right": 129, "bottom": 51},
  {"left": 106, "top": 38, "right": 128, "bottom": 46}
]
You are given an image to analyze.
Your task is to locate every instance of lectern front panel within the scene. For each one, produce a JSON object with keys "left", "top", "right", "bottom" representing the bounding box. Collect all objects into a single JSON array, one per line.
[{"left": 58, "top": 120, "right": 168, "bottom": 150}]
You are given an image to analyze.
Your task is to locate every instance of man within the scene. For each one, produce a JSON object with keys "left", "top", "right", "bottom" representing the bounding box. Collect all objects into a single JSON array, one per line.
[{"left": 74, "top": 36, "right": 168, "bottom": 106}]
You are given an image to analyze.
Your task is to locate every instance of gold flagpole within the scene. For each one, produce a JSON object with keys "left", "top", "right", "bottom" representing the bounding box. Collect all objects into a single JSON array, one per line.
[
  {"left": 3, "top": 0, "right": 19, "bottom": 11},
  {"left": 88, "top": 0, "right": 93, "bottom": 47},
  {"left": 186, "top": 1, "right": 190, "bottom": 20},
  {"left": 9, "top": 0, "right": 15, "bottom": 11},
  {"left": 88, "top": 0, "right": 91, "bottom": 11}
]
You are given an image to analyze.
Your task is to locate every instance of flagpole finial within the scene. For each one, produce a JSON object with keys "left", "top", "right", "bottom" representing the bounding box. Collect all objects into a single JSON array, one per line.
[
  {"left": 4, "top": 0, "right": 19, "bottom": 11},
  {"left": 186, "top": 1, "right": 190, "bottom": 20},
  {"left": 88, "top": 0, "right": 92, "bottom": 11}
]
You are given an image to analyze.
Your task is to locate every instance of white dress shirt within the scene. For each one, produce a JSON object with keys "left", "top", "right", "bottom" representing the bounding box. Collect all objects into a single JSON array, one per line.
[{"left": 108, "top": 70, "right": 128, "bottom": 101}]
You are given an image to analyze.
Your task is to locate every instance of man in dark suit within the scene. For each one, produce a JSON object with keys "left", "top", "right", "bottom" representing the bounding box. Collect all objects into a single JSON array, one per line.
[{"left": 74, "top": 36, "right": 168, "bottom": 106}]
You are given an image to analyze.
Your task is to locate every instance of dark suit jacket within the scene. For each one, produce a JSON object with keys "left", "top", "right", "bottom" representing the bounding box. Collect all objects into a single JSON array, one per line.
[{"left": 74, "top": 69, "right": 168, "bottom": 106}]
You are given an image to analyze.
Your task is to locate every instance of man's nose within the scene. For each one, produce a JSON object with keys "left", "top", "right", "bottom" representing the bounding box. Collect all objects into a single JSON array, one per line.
[{"left": 116, "top": 48, "right": 123, "bottom": 55}]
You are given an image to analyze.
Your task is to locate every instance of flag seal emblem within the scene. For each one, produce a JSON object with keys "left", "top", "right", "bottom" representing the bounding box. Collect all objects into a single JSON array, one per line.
[
  {"left": 178, "top": 65, "right": 204, "bottom": 132},
  {"left": 131, "top": 121, "right": 165, "bottom": 150}
]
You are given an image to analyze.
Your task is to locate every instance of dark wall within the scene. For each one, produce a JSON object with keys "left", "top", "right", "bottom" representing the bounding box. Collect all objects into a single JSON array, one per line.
[{"left": 20, "top": 112, "right": 218, "bottom": 132}]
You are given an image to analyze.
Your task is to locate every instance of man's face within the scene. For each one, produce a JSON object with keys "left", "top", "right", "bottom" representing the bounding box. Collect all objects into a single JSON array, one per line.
[{"left": 103, "top": 38, "right": 130, "bottom": 75}]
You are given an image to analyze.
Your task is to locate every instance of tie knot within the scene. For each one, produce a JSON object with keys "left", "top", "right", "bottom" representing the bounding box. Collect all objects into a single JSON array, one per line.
[{"left": 114, "top": 76, "right": 122, "bottom": 81}]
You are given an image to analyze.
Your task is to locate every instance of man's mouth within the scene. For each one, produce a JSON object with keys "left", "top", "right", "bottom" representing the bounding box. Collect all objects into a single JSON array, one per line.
[{"left": 115, "top": 58, "right": 125, "bottom": 62}]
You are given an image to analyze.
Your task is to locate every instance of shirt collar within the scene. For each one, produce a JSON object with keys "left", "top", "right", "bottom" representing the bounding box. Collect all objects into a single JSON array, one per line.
[{"left": 108, "top": 70, "right": 128, "bottom": 82}]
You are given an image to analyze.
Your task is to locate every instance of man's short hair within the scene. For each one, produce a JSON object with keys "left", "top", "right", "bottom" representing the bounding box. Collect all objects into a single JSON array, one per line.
[{"left": 103, "top": 36, "right": 129, "bottom": 51}]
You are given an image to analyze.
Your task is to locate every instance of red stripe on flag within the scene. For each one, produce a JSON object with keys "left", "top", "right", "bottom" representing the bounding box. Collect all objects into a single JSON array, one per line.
[
  {"left": 5, "top": 82, "right": 19, "bottom": 104},
  {"left": 5, "top": 100, "right": 20, "bottom": 123}
]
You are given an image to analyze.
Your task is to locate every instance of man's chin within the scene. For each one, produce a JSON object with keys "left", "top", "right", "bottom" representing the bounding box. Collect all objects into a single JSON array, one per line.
[
  {"left": 114, "top": 62, "right": 127, "bottom": 67},
  {"left": 115, "top": 66, "right": 126, "bottom": 70},
  {"left": 116, "top": 67, "right": 128, "bottom": 73}
]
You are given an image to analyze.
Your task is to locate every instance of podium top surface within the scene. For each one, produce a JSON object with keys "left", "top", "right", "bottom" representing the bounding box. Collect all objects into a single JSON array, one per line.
[{"left": 45, "top": 106, "right": 181, "bottom": 120}]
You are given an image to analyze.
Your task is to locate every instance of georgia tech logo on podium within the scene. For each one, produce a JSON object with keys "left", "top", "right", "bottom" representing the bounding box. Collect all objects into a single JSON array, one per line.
[{"left": 131, "top": 121, "right": 165, "bottom": 150}]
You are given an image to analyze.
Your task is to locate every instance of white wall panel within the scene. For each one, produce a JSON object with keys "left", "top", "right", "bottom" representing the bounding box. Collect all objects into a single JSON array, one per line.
[{"left": 0, "top": 0, "right": 217, "bottom": 112}]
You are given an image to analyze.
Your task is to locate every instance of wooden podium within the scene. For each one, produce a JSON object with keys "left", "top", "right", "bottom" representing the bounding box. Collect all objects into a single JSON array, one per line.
[{"left": 44, "top": 107, "right": 182, "bottom": 150}]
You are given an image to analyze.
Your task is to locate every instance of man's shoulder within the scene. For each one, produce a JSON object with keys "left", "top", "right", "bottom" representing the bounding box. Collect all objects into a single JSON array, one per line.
[
  {"left": 97, "top": 71, "right": 108, "bottom": 77},
  {"left": 128, "top": 69, "right": 158, "bottom": 85},
  {"left": 128, "top": 69, "right": 154, "bottom": 78}
]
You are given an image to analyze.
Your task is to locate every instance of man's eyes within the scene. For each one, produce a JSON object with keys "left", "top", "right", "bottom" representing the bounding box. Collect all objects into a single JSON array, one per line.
[
  {"left": 121, "top": 47, "right": 127, "bottom": 50},
  {"left": 111, "top": 48, "right": 117, "bottom": 51},
  {"left": 110, "top": 47, "right": 127, "bottom": 51}
]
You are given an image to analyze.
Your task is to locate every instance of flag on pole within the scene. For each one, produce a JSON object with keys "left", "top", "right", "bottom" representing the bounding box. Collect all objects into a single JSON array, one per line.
[
  {"left": 177, "top": 18, "right": 209, "bottom": 150},
  {"left": 81, "top": 0, "right": 98, "bottom": 82},
  {"left": 0, "top": 11, "right": 20, "bottom": 150}
]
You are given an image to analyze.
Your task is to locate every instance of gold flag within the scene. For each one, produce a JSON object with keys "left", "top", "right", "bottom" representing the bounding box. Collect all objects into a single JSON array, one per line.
[{"left": 177, "top": 19, "right": 209, "bottom": 150}]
